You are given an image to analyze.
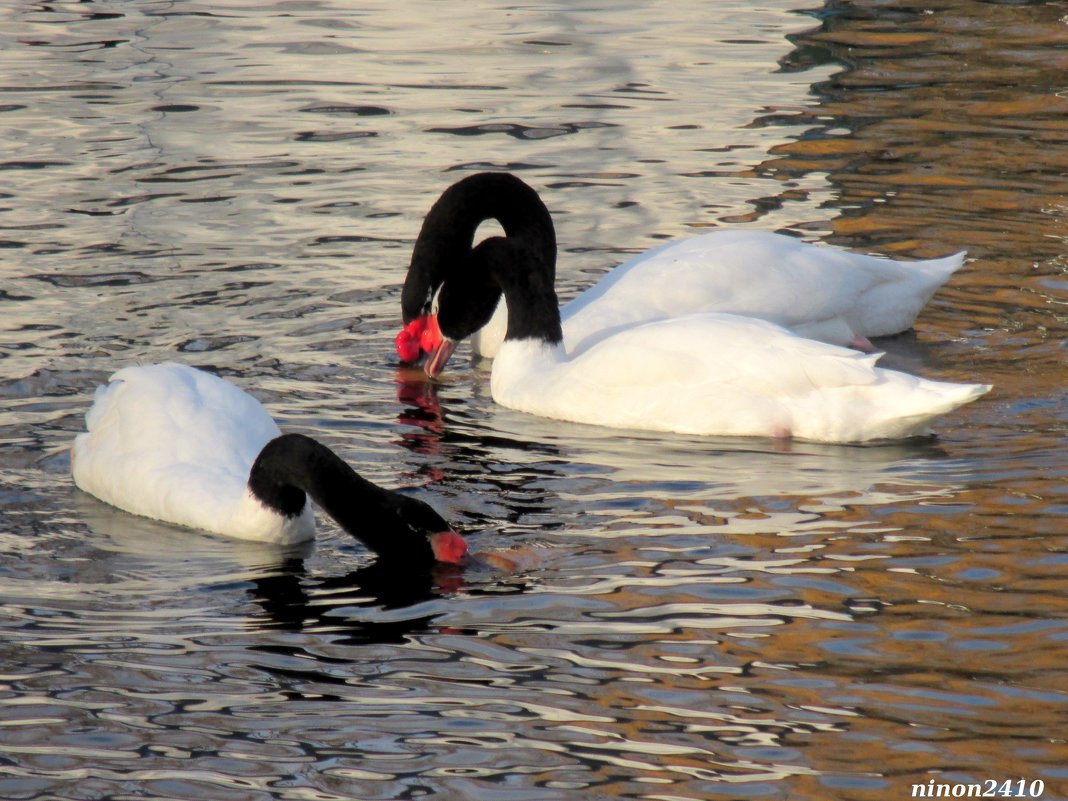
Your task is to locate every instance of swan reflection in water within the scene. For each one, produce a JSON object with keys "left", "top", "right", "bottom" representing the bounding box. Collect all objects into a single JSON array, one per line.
[
  {"left": 73, "top": 494, "right": 533, "bottom": 645},
  {"left": 246, "top": 554, "right": 531, "bottom": 643}
]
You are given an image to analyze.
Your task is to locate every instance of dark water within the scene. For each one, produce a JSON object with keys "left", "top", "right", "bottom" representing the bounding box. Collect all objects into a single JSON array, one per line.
[{"left": 1, "top": 1, "right": 1066, "bottom": 799}]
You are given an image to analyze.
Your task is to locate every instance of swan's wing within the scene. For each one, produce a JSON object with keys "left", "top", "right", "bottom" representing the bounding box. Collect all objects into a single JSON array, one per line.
[
  {"left": 72, "top": 363, "right": 281, "bottom": 531},
  {"left": 507, "top": 313, "right": 987, "bottom": 442},
  {"left": 562, "top": 231, "right": 960, "bottom": 350},
  {"left": 573, "top": 313, "right": 882, "bottom": 396},
  {"left": 562, "top": 232, "right": 882, "bottom": 349}
]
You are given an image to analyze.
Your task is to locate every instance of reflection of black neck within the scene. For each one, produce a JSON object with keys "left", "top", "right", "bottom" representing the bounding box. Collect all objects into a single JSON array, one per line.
[
  {"left": 402, "top": 172, "right": 557, "bottom": 322},
  {"left": 247, "top": 554, "right": 531, "bottom": 645},
  {"left": 249, "top": 557, "right": 441, "bottom": 636},
  {"left": 248, "top": 433, "right": 441, "bottom": 567}
]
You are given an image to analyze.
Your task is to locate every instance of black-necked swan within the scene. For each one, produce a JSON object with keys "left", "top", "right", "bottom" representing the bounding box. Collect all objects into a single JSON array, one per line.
[
  {"left": 70, "top": 363, "right": 468, "bottom": 566},
  {"left": 415, "top": 208, "right": 990, "bottom": 444},
  {"left": 395, "top": 172, "right": 968, "bottom": 364}
]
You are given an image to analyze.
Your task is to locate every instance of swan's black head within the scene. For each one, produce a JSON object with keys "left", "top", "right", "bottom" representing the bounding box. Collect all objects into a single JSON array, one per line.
[
  {"left": 435, "top": 238, "right": 509, "bottom": 341},
  {"left": 397, "top": 172, "right": 556, "bottom": 366},
  {"left": 377, "top": 490, "right": 469, "bottom": 566},
  {"left": 425, "top": 234, "right": 562, "bottom": 377},
  {"left": 249, "top": 434, "right": 467, "bottom": 569}
]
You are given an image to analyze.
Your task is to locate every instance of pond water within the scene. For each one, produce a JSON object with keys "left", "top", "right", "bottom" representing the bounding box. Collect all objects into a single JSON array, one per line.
[{"left": 1, "top": 1, "right": 1066, "bottom": 799}]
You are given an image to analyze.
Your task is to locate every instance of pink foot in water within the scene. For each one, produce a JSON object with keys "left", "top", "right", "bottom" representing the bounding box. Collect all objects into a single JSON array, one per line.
[
  {"left": 770, "top": 425, "right": 793, "bottom": 451},
  {"left": 475, "top": 544, "right": 548, "bottom": 573},
  {"left": 850, "top": 333, "right": 876, "bottom": 352}
]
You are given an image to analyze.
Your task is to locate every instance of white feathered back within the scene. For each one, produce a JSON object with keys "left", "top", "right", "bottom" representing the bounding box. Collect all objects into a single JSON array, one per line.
[{"left": 72, "top": 363, "right": 314, "bottom": 543}]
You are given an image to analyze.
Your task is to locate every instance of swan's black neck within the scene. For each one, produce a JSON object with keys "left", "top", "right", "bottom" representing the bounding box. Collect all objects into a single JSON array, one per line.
[
  {"left": 475, "top": 237, "right": 564, "bottom": 345},
  {"left": 248, "top": 433, "right": 448, "bottom": 568},
  {"left": 402, "top": 172, "right": 557, "bottom": 323}
]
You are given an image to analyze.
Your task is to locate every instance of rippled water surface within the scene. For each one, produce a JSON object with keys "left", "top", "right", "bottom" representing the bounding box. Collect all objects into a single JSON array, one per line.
[{"left": 2, "top": 1, "right": 1067, "bottom": 799}]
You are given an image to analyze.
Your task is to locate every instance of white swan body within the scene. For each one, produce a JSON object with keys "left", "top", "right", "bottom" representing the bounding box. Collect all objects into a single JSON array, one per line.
[
  {"left": 72, "top": 363, "right": 469, "bottom": 565},
  {"left": 472, "top": 229, "right": 964, "bottom": 359},
  {"left": 72, "top": 364, "right": 468, "bottom": 564},
  {"left": 490, "top": 313, "right": 989, "bottom": 443},
  {"left": 412, "top": 174, "right": 989, "bottom": 443},
  {"left": 72, "top": 363, "right": 315, "bottom": 544}
]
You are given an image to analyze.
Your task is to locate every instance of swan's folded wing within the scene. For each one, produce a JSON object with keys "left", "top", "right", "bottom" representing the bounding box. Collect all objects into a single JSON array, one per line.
[
  {"left": 573, "top": 313, "right": 883, "bottom": 396},
  {"left": 510, "top": 312, "right": 987, "bottom": 442},
  {"left": 73, "top": 363, "right": 282, "bottom": 534},
  {"left": 563, "top": 231, "right": 898, "bottom": 352}
]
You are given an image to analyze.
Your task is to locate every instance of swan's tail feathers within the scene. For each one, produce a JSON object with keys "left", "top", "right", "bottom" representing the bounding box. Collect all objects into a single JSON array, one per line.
[
  {"left": 943, "top": 380, "right": 991, "bottom": 406},
  {"left": 914, "top": 250, "right": 967, "bottom": 283},
  {"left": 83, "top": 377, "right": 124, "bottom": 432},
  {"left": 918, "top": 379, "right": 991, "bottom": 422},
  {"left": 857, "top": 379, "right": 991, "bottom": 442},
  {"left": 859, "top": 251, "right": 969, "bottom": 337}
]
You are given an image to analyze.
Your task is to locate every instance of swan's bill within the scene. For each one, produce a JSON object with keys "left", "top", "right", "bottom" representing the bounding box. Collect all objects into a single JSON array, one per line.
[
  {"left": 429, "top": 529, "right": 468, "bottom": 563},
  {"left": 425, "top": 338, "right": 458, "bottom": 378}
]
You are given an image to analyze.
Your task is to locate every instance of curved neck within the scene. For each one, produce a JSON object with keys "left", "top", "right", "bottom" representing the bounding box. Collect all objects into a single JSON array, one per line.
[
  {"left": 248, "top": 433, "right": 439, "bottom": 566},
  {"left": 402, "top": 172, "right": 557, "bottom": 322},
  {"left": 485, "top": 238, "right": 564, "bottom": 345},
  {"left": 436, "top": 235, "right": 563, "bottom": 346}
]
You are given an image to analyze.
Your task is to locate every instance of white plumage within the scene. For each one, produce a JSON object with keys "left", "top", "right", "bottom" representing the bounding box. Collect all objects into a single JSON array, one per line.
[
  {"left": 489, "top": 313, "right": 989, "bottom": 443},
  {"left": 471, "top": 229, "right": 964, "bottom": 359},
  {"left": 411, "top": 173, "right": 989, "bottom": 444},
  {"left": 71, "top": 363, "right": 314, "bottom": 544}
]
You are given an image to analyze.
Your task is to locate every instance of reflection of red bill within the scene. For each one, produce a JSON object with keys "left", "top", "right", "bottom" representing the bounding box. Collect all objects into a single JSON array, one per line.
[
  {"left": 425, "top": 338, "right": 457, "bottom": 378},
  {"left": 395, "top": 314, "right": 444, "bottom": 364},
  {"left": 428, "top": 529, "right": 468, "bottom": 564}
]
